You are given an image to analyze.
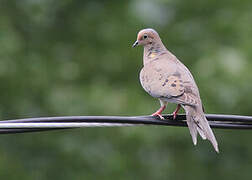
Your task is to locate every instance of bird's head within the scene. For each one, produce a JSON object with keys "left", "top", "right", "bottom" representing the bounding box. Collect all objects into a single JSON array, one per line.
[{"left": 132, "top": 28, "right": 160, "bottom": 48}]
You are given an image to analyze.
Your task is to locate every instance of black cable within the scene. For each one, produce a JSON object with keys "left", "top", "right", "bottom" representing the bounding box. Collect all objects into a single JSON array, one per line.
[
  {"left": 0, "top": 114, "right": 252, "bottom": 134},
  {"left": 0, "top": 128, "right": 73, "bottom": 134}
]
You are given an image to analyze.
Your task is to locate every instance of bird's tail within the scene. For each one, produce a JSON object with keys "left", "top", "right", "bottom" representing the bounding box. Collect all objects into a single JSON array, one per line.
[{"left": 183, "top": 105, "right": 219, "bottom": 153}]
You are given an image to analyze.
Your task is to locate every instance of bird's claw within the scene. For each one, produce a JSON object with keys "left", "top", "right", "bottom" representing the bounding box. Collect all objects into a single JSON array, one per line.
[
  {"left": 151, "top": 105, "right": 166, "bottom": 120},
  {"left": 172, "top": 104, "right": 181, "bottom": 120},
  {"left": 172, "top": 111, "right": 177, "bottom": 120},
  {"left": 151, "top": 113, "right": 165, "bottom": 120}
]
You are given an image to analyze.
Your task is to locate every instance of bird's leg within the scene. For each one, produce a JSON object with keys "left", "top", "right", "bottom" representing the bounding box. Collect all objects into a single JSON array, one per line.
[
  {"left": 151, "top": 105, "right": 166, "bottom": 120},
  {"left": 172, "top": 104, "right": 181, "bottom": 120}
]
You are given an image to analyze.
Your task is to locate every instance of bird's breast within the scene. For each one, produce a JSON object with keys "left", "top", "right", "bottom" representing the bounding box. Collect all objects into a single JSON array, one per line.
[{"left": 139, "top": 61, "right": 177, "bottom": 98}]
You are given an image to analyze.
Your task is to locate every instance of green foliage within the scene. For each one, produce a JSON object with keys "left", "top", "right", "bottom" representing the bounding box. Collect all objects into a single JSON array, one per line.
[{"left": 0, "top": 0, "right": 252, "bottom": 179}]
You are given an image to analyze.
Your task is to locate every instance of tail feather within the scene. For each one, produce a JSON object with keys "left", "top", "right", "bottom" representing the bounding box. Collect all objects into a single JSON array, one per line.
[
  {"left": 186, "top": 115, "right": 198, "bottom": 145},
  {"left": 197, "top": 127, "right": 206, "bottom": 140},
  {"left": 183, "top": 105, "right": 219, "bottom": 153}
]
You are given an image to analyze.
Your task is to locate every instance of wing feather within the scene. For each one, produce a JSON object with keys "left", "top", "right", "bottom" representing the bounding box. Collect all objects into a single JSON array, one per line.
[{"left": 140, "top": 57, "right": 200, "bottom": 106}]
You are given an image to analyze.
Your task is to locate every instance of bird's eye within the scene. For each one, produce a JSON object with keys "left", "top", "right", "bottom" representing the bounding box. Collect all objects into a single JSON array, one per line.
[{"left": 143, "top": 35, "right": 148, "bottom": 39}]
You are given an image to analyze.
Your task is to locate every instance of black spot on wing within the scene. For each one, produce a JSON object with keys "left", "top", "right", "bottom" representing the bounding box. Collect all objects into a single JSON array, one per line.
[
  {"left": 148, "top": 47, "right": 154, "bottom": 51},
  {"left": 173, "top": 71, "right": 181, "bottom": 78}
]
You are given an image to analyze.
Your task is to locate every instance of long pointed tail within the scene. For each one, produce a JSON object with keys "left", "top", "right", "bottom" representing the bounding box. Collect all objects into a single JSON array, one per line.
[{"left": 183, "top": 105, "right": 219, "bottom": 153}]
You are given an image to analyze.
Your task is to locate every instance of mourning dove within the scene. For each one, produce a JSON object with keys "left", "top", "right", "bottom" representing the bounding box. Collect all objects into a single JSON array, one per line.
[{"left": 133, "top": 28, "right": 219, "bottom": 153}]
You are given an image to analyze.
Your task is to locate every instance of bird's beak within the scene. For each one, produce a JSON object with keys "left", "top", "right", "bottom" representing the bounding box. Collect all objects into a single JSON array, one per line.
[{"left": 132, "top": 40, "right": 138, "bottom": 48}]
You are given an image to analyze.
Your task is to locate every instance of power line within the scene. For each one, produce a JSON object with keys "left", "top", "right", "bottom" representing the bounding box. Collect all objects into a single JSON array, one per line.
[{"left": 0, "top": 114, "right": 252, "bottom": 134}]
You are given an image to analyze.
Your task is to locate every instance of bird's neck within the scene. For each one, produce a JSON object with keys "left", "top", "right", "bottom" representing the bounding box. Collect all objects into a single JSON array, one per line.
[{"left": 143, "top": 42, "right": 167, "bottom": 65}]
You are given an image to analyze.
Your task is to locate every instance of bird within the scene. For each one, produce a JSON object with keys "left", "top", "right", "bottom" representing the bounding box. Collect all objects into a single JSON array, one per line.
[{"left": 132, "top": 28, "right": 219, "bottom": 153}]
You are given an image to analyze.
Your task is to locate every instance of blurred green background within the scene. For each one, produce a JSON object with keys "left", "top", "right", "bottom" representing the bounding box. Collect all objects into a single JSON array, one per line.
[{"left": 0, "top": 0, "right": 252, "bottom": 179}]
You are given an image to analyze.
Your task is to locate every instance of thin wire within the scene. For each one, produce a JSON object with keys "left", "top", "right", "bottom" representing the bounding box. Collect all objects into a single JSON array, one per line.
[
  {"left": 0, "top": 122, "right": 137, "bottom": 128},
  {"left": 0, "top": 114, "right": 252, "bottom": 134}
]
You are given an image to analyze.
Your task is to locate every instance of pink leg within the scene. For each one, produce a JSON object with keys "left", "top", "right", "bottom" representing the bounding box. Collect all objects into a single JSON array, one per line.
[
  {"left": 172, "top": 104, "right": 181, "bottom": 120},
  {"left": 152, "top": 105, "right": 166, "bottom": 119}
]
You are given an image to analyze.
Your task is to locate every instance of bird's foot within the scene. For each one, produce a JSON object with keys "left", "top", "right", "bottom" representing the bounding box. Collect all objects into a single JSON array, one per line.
[
  {"left": 172, "top": 111, "right": 177, "bottom": 120},
  {"left": 152, "top": 112, "right": 165, "bottom": 120},
  {"left": 172, "top": 104, "right": 181, "bottom": 120},
  {"left": 151, "top": 105, "right": 166, "bottom": 120}
]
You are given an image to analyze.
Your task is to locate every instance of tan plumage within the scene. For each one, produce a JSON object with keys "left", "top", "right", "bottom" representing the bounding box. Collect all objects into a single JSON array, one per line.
[{"left": 133, "top": 28, "right": 219, "bottom": 152}]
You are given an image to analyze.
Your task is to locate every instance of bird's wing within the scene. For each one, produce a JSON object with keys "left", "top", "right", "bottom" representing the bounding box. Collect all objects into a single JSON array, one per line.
[{"left": 140, "top": 58, "right": 199, "bottom": 106}]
